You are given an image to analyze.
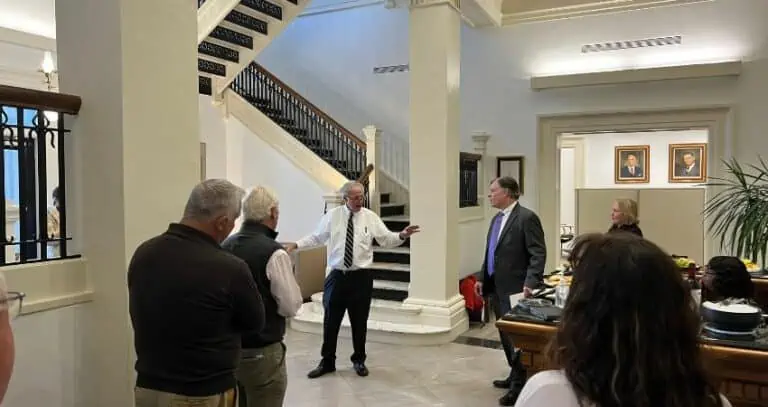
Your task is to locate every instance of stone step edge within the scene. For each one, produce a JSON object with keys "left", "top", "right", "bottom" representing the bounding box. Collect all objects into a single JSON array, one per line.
[
  {"left": 291, "top": 310, "right": 448, "bottom": 334},
  {"left": 373, "top": 280, "right": 409, "bottom": 291},
  {"left": 309, "top": 292, "right": 420, "bottom": 314}
]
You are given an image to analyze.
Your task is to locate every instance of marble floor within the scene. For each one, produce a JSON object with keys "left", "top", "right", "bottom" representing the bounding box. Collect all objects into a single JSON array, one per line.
[{"left": 283, "top": 323, "right": 509, "bottom": 406}]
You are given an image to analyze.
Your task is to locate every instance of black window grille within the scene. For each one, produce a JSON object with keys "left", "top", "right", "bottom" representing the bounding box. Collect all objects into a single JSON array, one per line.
[{"left": 0, "top": 87, "right": 80, "bottom": 266}]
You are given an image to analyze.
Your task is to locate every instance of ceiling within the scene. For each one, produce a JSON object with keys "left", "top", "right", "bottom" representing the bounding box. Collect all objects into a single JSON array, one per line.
[
  {"left": 0, "top": 0, "right": 56, "bottom": 38},
  {"left": 501, "top": 0, "right": 714, "bottom": 24}
]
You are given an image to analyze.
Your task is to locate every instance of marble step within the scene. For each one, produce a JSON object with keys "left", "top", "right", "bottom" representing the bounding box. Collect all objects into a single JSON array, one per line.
[
  {"left": 303, "top": 292, "right": 422, "bottom": 325},
  {"left": 369, "top": 262, "right": 410, "bottom": 282}
]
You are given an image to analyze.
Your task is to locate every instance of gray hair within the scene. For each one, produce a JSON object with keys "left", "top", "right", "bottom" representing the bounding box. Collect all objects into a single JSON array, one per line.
[
  {"left": 339, "top": 181, "right": 364, "bottom": 198},
  {"left": 492, "top": 176, "right": 521, "bottom": 200},
  {"left": 242, "top": 185, "right": 278, "bottom": 222},
  {"left": 183, "top": 179, "right": 245, "bottom": 221}
]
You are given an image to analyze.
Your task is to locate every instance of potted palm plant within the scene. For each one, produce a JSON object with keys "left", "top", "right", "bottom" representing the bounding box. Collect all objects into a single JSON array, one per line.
[{"left": 703, "top": 157, "right": 768, "bottom": 267}]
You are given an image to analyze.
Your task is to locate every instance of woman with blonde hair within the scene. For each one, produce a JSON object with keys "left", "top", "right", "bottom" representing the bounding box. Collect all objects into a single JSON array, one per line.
[{"left": 608, "top": 198, "right": 642, "bottom": 237}]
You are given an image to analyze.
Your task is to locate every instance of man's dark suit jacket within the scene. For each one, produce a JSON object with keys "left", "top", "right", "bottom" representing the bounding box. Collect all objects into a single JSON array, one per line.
[
  {"left": 620, "top": 166, "right": 643, "bottom": 178},
  {"left": 480, "top": 203, "right": 547, "bottom": 297},
  {"left": 675, "top": 164, "right": 700, "bottom": 177}
]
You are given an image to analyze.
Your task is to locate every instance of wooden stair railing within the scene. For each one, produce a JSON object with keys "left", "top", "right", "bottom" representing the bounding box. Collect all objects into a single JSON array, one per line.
[{"left": 230, "top": 62, "right": 367, "bottom": 181}]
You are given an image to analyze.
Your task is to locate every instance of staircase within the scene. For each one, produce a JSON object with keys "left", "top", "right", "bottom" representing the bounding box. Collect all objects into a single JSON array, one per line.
[
  {"left": 197, "top": 6, "right": 464, "bottom": 343},
  {"left": 196, "top": 0, "right": 309, "bottom": 97}
]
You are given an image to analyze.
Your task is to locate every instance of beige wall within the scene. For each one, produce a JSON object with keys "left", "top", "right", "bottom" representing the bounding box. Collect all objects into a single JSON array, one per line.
[{"left": 577, "top": 188, "right": 706, "bottom": 263}]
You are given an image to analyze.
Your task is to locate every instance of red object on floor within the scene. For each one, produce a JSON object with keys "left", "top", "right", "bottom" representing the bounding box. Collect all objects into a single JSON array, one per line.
[{"left": 460, "top": 275, "right": 484, "bottom": 312}]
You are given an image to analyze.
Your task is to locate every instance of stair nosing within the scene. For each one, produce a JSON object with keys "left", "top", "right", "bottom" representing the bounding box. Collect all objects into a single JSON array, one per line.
[
  {"left": 373, "top": 247, "right": 410, "bottom": 254},
  {"left": 369, "top": 262, "right": 410, "bottom": 272}
]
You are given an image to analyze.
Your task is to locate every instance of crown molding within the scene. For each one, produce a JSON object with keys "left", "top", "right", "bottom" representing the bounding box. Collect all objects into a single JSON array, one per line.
[
  {"left": 502, "top": 0, "right": 713, "bottom": 25},
  {"left": 530, "top": 60, "right": 742, "bottom": 90},
  {"left": 0, "top": 27, "right": 56, "bottom": 51}
]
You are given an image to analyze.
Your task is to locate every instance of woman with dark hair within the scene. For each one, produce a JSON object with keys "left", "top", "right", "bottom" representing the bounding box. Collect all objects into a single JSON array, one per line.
[
  {"left": 703, "top": 256, "right": 755, "bottom": 301},
  {"left": 515, "top": 233, "right": 729, "bottom": 407}
]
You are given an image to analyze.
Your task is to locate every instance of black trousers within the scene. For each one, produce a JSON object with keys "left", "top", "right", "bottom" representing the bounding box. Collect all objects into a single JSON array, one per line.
[
  {"left": 321, "top": 269, "right": 373, "bottom": 364},
  {"left": 490, "top": 290, "right": 526, "bottom": 387}
]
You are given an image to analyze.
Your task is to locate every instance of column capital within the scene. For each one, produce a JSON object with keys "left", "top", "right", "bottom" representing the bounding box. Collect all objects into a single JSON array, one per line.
[
  {"left": 362, "top": 125, "right": 382, "bottom": 145},
  {"left": 471, "top": 131, "right": 491, "bottom": 154},
  {"left": 323, "top": 191, "right": 344, "bottom": 210},
  {"left": 409, "top": 0, "right": 460, "bottom": 10}
]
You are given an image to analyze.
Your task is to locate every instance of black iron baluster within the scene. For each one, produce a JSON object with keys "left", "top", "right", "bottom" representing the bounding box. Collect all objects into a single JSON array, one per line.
[
  {"left": 57, "top": 113, "right": 67, "bottom": 257},
  {"left": 0, "top": 108, "right": 6, "bottom": 264},
  {"left": 17, "top": 108, "right": 37, "bottom": 261},
  {"left": 35, "top": 110, "right": 48, "bottom": 260}
]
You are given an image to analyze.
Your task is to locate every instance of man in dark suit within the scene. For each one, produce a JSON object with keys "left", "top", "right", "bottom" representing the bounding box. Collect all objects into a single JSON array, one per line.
[
  {"left": 474, "top": 176, "right": 546, "bottom": 406},
  {"left": 619, "top": 154, "right": 644, "bottom": 178},
  {"left": 675, "top": 152, "right": 700, "bottom": 177}
]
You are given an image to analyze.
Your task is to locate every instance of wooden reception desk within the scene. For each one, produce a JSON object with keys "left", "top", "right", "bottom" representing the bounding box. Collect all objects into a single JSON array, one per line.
[{"left": 497, "top": 318, "right": 768, "bottom": 407}]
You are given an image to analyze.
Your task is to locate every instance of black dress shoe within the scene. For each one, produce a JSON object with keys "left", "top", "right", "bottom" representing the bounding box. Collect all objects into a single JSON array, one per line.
[
  {"left": 352, "top": 362, "right": 369, "bottom": 377},
  {"left": 492, "top": 377, "right": 511, "bottom": 389},
  {"left": 498, "top": 388, "right": 522, "bottom": 406},
  {"left": 307, "top": 361, "right": 336, "bottom": 379}
]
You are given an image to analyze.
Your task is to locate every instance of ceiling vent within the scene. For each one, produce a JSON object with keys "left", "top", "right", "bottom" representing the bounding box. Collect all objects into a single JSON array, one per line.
[
  {"left": 373, "top": 64, "right": 410, "bottom": 74},
  {"left": 581, "top": 35, "right": 682, "bottom": 53}
]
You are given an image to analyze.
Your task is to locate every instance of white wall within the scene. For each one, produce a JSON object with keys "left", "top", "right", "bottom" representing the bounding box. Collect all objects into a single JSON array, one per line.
[
  {"left": 579, "top": 129, "right": 709, "bottom": 189},
  {"left": 199, "top": 96, "right": 325, "bottom": 241},
  {"left": 3, "top": 304, "right": 86, "bottom": 407},
  {"left": 258, "top": 0, "right": 768, "bottom": 213},
  {"left": 560, "top": 147, "right": 575, "bottom": 228},
  {"left": 231, "top": 117, "right": 326, "bottom": 241}
]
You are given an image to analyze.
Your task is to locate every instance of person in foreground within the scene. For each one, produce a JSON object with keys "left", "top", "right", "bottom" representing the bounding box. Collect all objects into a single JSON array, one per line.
[
  {"left": 0, "top": 272, "right": 14, "bottom": 404},
  {"left": 129, "top": 179, "right": 266, "bottom": 407},
  {"left": 607, "top": 198, "right": 642, "bottom": 237},
  {"left": 284, "top": 181, "right": 420, "bottom": 379},
  {"left": 514, "top": 233, "right": 731, "bottom": 407},
  {"left": 222, "top": 186, "right": 303, "bottom": 407},
  {"left": 474, "top": 176, "right": 546, "bottom": 406}
]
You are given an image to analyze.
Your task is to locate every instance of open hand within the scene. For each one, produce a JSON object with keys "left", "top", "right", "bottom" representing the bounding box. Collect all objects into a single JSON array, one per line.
[{"left": 399, "top": 225, "right": 421, "bottom": 240}]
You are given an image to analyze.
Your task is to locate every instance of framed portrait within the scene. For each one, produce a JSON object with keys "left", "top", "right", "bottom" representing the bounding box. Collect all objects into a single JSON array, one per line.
[
  {"left": 497, "top": 156, "right": 525, "bottom": 194},
  {"left": 200, "top": 142, "right": 207, "bottom": 181},
  {"left": 614, "top": 145, "right": 650, "bottom": 184},
  {"left": 668, "top": 143, "right": 707, "bottom": 183}
]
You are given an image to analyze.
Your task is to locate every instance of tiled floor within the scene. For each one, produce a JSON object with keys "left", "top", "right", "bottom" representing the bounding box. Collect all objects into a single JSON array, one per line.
[{"left": 283, "top": 324, "right": 510, "bottom": 406}]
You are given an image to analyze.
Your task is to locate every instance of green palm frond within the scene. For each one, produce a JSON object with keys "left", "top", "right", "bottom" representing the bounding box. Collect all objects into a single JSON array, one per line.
[{"left": 703, "top": 156, "right": 768, "bottom": 266}]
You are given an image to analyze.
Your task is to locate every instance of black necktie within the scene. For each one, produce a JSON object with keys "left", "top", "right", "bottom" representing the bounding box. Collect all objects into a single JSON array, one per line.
[{"left": 343, "top": 211, "right": 354, "bottom": 268}]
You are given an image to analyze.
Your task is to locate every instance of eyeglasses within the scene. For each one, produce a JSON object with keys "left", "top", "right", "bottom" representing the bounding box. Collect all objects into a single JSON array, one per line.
[{"left": 0, "top": 291, "right": 26, "bottom": 320}]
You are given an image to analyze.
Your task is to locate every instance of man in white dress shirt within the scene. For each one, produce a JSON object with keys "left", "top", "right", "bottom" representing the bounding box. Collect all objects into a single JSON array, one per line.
[{"left": 285, "top": 181, "right": 419, "bottom": 378}]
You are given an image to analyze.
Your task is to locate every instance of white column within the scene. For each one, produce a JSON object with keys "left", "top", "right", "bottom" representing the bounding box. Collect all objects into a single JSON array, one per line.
[
  {"left": 55, "top": 0, "right": 199, "bottom": 405},
  {"left": 405, "top": 0, "right": 467, "bottom": 335},
  {"left": 363, "top": 125, "right": 381, "bottom": 214},
  {"left": 323, "top": 192, "right": 344, "bottom": 212}
]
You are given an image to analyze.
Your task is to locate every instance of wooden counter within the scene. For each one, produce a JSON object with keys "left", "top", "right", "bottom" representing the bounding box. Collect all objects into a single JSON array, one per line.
[
  {"left": 497, "top": 319, "right": 768, "bottom": 407},
  {"left": 753, "top": 277, "right": 768, "bottom": 311}
]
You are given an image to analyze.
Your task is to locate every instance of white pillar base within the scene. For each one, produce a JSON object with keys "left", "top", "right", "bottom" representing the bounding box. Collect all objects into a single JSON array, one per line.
[{"left": 290, "top": 293, "right": 469, "bottom": 346}]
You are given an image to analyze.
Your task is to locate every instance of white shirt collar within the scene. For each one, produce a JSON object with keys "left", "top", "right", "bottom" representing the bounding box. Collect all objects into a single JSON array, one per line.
[{"left": 501, "top": 201, "right": 517, "bottom": 216}]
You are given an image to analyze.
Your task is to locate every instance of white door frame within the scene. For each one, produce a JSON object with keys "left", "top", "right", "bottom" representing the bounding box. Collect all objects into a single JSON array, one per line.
[{"left": 537, "top": 106, "right": 734, "bottom": 271}]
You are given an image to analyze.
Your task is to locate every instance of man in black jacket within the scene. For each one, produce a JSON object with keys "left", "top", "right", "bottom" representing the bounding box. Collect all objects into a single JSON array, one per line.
[
  {"left": 129, "top": 179, "right": 265, "bottom": 407},
  {"left": 222, "top": 186, "right": 303, "bottom": 407},
  {"left": 474, "top": 176, "right": 546, "bottom": 406}
]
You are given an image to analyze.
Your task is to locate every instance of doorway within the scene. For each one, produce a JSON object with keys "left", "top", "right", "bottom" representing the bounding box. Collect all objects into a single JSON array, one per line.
[{"left": 538, "top": 107, "right": 733, "bottom": 272}]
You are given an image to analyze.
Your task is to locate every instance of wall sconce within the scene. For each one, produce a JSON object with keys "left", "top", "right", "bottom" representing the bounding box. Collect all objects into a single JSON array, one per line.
[
  {"left": 39, "top": 51, "right": 59, "bottom": 123},
  {"left": 39, "top": 51, "right": 57, "bottom": 91}
]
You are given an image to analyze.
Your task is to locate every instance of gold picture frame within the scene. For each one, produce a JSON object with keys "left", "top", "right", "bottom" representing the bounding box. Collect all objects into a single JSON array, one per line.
[
  {"left": 614, "top": 145, "right": 650, "bottom": 184},
  {"left": 668, "top": 143, "right": 707, "bottom": 183}
]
